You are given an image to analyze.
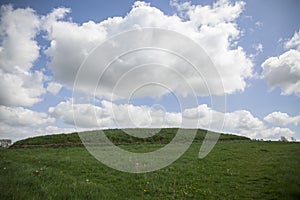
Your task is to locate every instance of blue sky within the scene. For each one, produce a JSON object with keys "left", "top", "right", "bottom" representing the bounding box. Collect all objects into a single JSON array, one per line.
[{"left": 0, "top": 0, "right": 299, "bottom": 142}]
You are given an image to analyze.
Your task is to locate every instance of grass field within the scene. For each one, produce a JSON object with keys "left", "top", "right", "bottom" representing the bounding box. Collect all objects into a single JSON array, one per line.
[{"left": 0, "top": 129, "right": 299, "bottom": 199}]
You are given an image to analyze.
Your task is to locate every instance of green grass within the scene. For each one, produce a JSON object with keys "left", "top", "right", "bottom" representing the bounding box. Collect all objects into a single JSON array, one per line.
[{"left": 1, "top": 133, "right": 299, "bottom": 199}]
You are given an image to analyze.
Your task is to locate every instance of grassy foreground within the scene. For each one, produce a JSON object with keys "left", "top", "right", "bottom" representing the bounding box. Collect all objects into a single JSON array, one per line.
[{"left": 0, "top": 130, "right": 299, "bottom": 199}]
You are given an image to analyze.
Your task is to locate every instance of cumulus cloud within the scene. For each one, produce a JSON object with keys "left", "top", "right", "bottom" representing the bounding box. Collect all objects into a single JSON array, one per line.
[
  {"left": 49, "top": 100, "right": 294, "bottom": 140},
  {"left": 262, "top": 127, "right": 295, "bottom": 140},
  {"left": 49, "top": 100, "right": 182, "bottom": 129},
  {"left": 49, "top": 101, "right": 104, "bottom": 128},
  {"left": 183, "top": 104, "right": 293, "bottom": 139},
  {"left": 224, "top": 112, "right": 294, "bottom": 140},
  {"left": 0, "top": 105, "right": 59, "bottom": 141},
  {"left": 43, "top": 0, "right": 253, "bottom": 99},
  {"left": 0, "top": 104, "right": 88, "bottom": 142},
  {"left": 264, "top": 111, "right": 300, "bottom": 126},
  {"left": 0, "top": 106, "right": 54, "bottom": 127},
  {"left": 0, "top": 5, "right": 47, "bottom": 106},
  {"left": 42, "top": 7, "right": 107, "bottom": 88},
  {"left": 0, "top": 69, "right": 46, "bottom": 106},
  {"left": 262, "top": 30, "right": 300, "bottom": 96},
  {"left": 0, "top": 5, "right": 40, "bottom": 72}
]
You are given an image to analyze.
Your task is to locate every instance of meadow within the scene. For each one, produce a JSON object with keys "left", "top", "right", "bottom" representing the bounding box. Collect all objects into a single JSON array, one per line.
[{"left": 0, "top": 129, "right": 299, "bottom": 199}]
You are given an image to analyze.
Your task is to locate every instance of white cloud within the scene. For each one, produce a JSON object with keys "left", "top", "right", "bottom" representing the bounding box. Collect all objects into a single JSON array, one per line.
[
  {"left": 262, "top": 30, "right": 300, "bottom": 96},
  {"left": 43, "top": 0, "right": 253, "bottom": 99},
  {"left": 49, "top": 100, "right": 182, "bottom": 129},
  {"left": 254, "top": 43, "right": 263, "bottom": 52},
  {"left": 0, "top": 124, "right": 77, "bottom": 142},
  {"left": 42, "top": 8, "right": 107, "bottom": 88},
  {"left": 0, "top": 106, "right": 54, "bottom": 127},
  {"left": 41, "top": 125, "right": 76, "bottom": 134},
  {"left": 222, "top": 111, "right": 294, "bottom": 140},
  {"left": 0, "top": 105, "right": 58, "bottom": 141},
  {"left": 49, "top": 100, "right": 104, "bottom": 128},
  {"left": 223, "top": 110, "right": 294, "bottom": 139},
  {"left": 132, "top": 1, "right": 150, "bottom": 7},
  {"left": 0, "top": 123, "right": 37, "bottom": 141},
  {"left": 186, "top": 0, "right": 245, "bottom": 26},
  {"left": 262, "top": 127, "right": 295, "bottom": 140},
  {"left": 0, "top": 104, "right": 94, "bottom": 142},
  {"left": 224, "top": 110, "right": 264, "bottom": 133},
  {"left": 0, "top": 5, "right": 47, "bottom": 106},
  {"left": 223, "top": 111, "right": 294, "bottom": 140},
  {"left": 264, "top": 111, "right": 300, "bottom": 126},
  {"left": 0, "top": 5, "right": 40, "bottom": 72},
  {"left": 285, "top": 30, "right": 300, "bottom": 50},
  {"left": 0, "top": 69, "right": 46, "bottom": 106},
  {"left": 46, "top": 82, "right": 62, "bottom": 95},
  {"left": 182, "top": 105, "right": 292, "bottom": 139},
  {"left": 255, "top": 21, "right": 263, "bottom": 28},
  {"left": 169, "top": 0, "right": 192, "bottom": 18},
  {"left": 49, "top": 100, "right": 294, "bottom": 140}
]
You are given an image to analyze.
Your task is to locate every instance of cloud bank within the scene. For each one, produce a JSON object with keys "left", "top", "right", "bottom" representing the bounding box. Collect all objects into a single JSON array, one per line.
[{"left": 48, "top": 100, "right": 295, "bottom": 140}]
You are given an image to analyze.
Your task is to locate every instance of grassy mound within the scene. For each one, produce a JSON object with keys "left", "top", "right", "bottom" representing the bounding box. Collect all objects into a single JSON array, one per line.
[{"left": 12, "top": 128, "right": 250, "bottom": 147}]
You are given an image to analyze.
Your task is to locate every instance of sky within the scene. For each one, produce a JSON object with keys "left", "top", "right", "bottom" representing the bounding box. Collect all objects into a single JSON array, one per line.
[{"left": 0, "top": 0, "right": 299, "bottom": 142}]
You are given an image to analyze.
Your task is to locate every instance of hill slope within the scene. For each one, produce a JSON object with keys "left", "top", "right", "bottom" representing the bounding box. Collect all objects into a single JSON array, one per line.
[{"left": 12, "top": 128, "right": 250, "bottom": 147}]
